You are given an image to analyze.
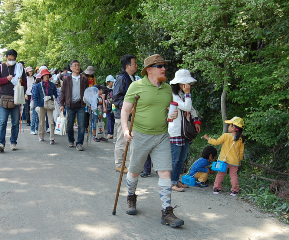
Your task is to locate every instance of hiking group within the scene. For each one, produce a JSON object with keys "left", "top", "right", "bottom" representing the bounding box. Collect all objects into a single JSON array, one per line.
[{"left": 0, "top": 49, "right": 245, "bottom": 228}]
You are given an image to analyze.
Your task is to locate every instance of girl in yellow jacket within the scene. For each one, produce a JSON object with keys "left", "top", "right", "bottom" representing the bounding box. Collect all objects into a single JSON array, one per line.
[{"left": 203, "top": 117, "right": 245, "bottom": 196}]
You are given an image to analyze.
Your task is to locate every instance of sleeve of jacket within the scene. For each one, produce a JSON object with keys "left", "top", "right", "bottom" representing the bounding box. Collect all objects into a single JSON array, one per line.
[
  {"left": 193, "top": 160, "right": 209, "bottom": 173},
  {"left": 33, "top": 84, "right": 40, "bottom": 107},
  {"left": 112, "top": 75, "right": 126, "bottom": 110},
  {"left": 208, "top": 133, "right": 227, "bottom": 146},
  {"left": 53, "top": 84, "right": 58, "bottom": 100},
  {"left": 173, "top": 94, "right": 192, "bottom": 112},
  {"left": 60, "top": 79, "right": 66, "bottom": 107}
]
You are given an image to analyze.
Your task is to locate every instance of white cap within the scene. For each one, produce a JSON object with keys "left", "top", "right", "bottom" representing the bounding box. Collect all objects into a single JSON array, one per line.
[{"left": 106, "top": 75, "right": 115, "bottom": 82}]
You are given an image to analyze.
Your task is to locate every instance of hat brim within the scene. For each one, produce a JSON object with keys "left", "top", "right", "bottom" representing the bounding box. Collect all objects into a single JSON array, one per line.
[
  {"left": 141, "top": 60, "right": 170, "bottom": 76},
  {"left": 170, "top": 77, "right": 197, "bottom": 85},
  {"left": 224, "top": 120, "right": 233, "bottom": 124},
  {"left": 224, "top": 120, "right": 244, "bottom": 128},
  {"left": 41, "top": 74, "right": 52, "bottom": 79},
  {"left": 84, "top": 71, "right": 95, "bottom": 75}
]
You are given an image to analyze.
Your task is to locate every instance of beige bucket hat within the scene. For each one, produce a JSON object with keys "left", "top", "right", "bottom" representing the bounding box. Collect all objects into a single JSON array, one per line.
[{"left": 141, "top": 54, "right": 170, "bottom": 76}]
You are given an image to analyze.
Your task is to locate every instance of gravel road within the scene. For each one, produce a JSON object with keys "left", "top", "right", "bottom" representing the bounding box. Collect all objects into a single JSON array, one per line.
[{"left": 0, "top": 124, "right": 288, "bottom": 240}]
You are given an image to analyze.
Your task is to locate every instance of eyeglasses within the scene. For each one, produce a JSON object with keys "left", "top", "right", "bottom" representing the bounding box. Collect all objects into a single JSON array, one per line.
[{"left": 150, "top": 64, "right": 166, "bottom": 69}]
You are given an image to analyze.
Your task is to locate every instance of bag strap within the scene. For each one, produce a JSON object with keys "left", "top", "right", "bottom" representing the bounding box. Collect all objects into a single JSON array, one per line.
[
  {"left": 222, "top": 140, "right": 236, "bottom": 161},
  {"left": 41, "top": 82, "right": 46, "bottom": 96}
]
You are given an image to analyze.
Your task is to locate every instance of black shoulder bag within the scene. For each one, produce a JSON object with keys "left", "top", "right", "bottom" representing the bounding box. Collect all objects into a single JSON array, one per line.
[{"left": 181, "top": 110, "right": 197, "bottom": 141}]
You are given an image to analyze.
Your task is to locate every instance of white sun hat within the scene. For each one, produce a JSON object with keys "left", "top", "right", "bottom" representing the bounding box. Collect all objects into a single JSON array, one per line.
[{"left": 170, "top": 69, "right": 197, "bottom": 85}]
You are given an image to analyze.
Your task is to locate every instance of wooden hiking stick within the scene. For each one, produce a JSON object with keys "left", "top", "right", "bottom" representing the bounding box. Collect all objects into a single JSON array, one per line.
[{"left": 112, "top": 95, "right": 140, "bottom": 215}]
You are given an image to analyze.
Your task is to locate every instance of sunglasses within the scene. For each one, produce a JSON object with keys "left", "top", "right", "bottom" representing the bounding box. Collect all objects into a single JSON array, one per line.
[{"left": 150, "top": 64, "right": 166, "bottom": 69}]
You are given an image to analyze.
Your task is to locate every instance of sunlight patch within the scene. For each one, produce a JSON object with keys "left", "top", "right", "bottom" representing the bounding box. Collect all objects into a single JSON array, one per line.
[{"left": 76, "top": 224, "right": 118, "bottom": 238}]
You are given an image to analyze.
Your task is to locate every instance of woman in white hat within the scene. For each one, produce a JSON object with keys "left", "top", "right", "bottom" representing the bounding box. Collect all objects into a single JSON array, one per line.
[{"left": 168, "top": 69, "right": 201, "bottom": 192}]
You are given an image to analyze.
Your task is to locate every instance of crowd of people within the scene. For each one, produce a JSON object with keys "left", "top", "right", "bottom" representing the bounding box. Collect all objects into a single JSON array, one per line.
[{"left": 0, "top": 49, "right": 245, "bottom": 228}]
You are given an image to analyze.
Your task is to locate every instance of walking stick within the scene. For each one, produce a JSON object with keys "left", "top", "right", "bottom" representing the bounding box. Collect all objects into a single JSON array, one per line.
[{"left": 112, "top": 95, "right": 140, "bottom": 215}]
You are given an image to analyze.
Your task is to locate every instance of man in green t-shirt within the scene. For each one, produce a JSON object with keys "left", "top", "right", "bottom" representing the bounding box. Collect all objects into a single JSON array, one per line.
[{"left": 121, "top": 54, "right": 184, "bottom": 228}]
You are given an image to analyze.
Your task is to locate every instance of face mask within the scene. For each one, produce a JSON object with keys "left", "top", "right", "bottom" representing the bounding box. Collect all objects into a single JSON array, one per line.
[{"left": 7, "top": 60, "right": 16, "bottom": 66}]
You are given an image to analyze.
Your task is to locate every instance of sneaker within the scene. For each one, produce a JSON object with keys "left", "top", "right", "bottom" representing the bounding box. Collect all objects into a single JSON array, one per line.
[
  {"left": 107, "top": 134, "right": 113, "bottom": 139},
  {"left": 99, "top": 137, "right": 108, "bottom": 141},
  {"left": 76, "top": 144, "right": 83, "bottom": 151},
  {"left": 213, "top": 188, "right": 221, "bottom": 194},
  {"left": 85, "top": 128, "right": 88, "bottom": 133},
  {"left": 39, "top": 138, "right": 44, "bottom": 142},
  {"left": 230, "top": 190, "right": 238, "bottom": 196},
  {"left": 73, "top": 125, "right": 78, "bottom": 129},
  {"left": 30, "top": 131, "right": 36, "bottom": 135},
  {"left": 140, "top": 172, "right": 151, "bottom": 178},
  {"left": 27, "top": 123, "right": 30, "bottom": 126},
  {"left": 68, "top": 142, "right": 74, "bottom": 148},
  {"left": 161, "top": 206, "right": 184, "bottom": 228},
  {"left": 172, "top": 185, "right": 185, "bottom": 192},
  {"left": 10, "top": 144, "right": 17, "bottom": 151},
  {"left": 50, "top": 140, "right": 55, "bottom": 145},
  {"left": 46, "top": 128, "right": 50, "bottom": 133},
  {"left": 0, "top": 144, "right": 4, "bottom": 153},
  {"left": 195, "top": 181, "right": 208, "bottom": 188},
  {"left": 113, "top": 139, "right": 117, "bottom": 144},
  {"left": 93, "top": 136, "right": 100, "bottom": 142},
  {"left": 35, "top": 130, "right": 38, "bottom": 134},
  {"left": 126, "top": 194, "right": 137, "bottom": 215},
  {"left": 116, "top": 166, "right": 128, "bottom": 173},
  {"left": 177, "top": 181, "right": 189, "bottom": 188}
]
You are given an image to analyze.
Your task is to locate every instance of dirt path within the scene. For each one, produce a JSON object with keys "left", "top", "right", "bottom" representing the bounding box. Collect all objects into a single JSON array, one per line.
[{"left": 0, "top": 124, "right": 288, "bottom": 239}]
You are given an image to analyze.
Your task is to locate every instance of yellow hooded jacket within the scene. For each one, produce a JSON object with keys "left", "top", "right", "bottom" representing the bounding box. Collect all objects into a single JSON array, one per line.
[{"left": 208, "top": 133, "right": 244, "bottom": 166}]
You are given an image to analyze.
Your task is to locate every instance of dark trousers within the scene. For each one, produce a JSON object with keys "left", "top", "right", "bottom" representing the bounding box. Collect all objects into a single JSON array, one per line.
[
  {"left": 25, "top": 95, "right": 31, "bottom": 124},
  {"left": 143, "top": 155, "right": 152, "bottom": 173},
  {"left": 106, "top": 111, "right": 115, "bottom": 135}
]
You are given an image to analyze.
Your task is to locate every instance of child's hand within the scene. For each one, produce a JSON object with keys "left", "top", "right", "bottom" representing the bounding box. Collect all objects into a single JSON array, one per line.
[
  {"left": 203, "top": 134, "right": 209, "bottom": 140},
  {"left": 208, "top": 169, "right": 215, "bottom": 175}
]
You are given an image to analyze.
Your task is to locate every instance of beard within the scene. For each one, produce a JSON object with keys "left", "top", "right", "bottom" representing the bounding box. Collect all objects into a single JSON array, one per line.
[{"left": 157, "top": 76, "right": 167, "bottom": 82}]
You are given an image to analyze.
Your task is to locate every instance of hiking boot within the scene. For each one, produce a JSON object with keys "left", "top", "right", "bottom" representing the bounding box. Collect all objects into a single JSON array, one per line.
[
  {"left": 126, "top": 194, "right": 137, "bottom": 215},
  {"left": 68, "top": 142, "right": 74, "bottom": 148},
  {"left": 76, "top": 144, "right": 83, "bottom": 151},
  {"left": 161, "top": 206, "right": 184, "bottom": 228},
  {"left": 195, "top": 181, "right": 208, "bottom": 188},
  {"left": 10, "top": 144, "right": 17, "bottom": 151},
  {"left": 230, "top": 190, "right": 238, "bottom": 196},
  {"left": 0, "top": 144, "right": 4, "bottom": 153},
  {"left": 213, "top": 188, "right": 221, "bottom": 194},
  {"left": 140, "top": 172, "right": 151, "bottom": 178},
  {"left": 116, "top": 166, "right": 128, "bottom": 173}
]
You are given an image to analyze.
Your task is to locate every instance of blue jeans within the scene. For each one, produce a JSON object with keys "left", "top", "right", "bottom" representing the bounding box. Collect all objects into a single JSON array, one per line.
[
  {"left": 67, "top": 107, "right": 85, "bottom": 145},
  {"left": 0, "top": 103, "right": 20, "bottom": 145},
  {"left": 170, "top": 139, "right": 190, "bottom": 185},
  {"left": 30, "top": 108, "right": 39, "bottom": 132},
  {"left": 106, "top": 111, "right": 115, "bottom": 134},
  {"left": 143, "top": 155, "right": 152, "bottom": 173},
  {"left": 91, "top": 113, "right": 99, "bottom": 130}
]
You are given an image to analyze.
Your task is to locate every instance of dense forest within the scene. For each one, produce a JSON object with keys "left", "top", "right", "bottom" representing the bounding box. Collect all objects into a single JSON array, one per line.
[{"left": 1, "top": 0, "right": 288, "bottom": 219}]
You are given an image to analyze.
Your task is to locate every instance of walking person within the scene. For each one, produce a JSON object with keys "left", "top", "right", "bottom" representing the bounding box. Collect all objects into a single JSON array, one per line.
[
  {"left": 25, "top": 66, "right": 35, "bottom": 126},
  {"left": 0, "top": 49, "right": 27, "bottom": 152},
  {"left": 104, "top": 75, "right": 115, "bottom": 139},
  {"left": 30, "top": 73, "right": 41, "bottom": 135},
  {"left": 113, "top": 54, "right": 137, "bottom": 173},
  {"left": 121, "top": 54, "right": 184, "bottom": 227},
  {"left": 168, "top": 69, "right": 201, "bottom": 192},
  {"left": 203, "top": 117, "right": 245, "bottom": 196},
  {"left": 33, "top": 69, "right": 57, "bottom": 144},
  {"left": 60, "top": 60, "right": 89, "bottom": 151}
]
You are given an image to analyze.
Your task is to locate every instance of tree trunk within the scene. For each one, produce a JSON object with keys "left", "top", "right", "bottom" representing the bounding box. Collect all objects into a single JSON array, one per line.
[{"left": 222, "top": 13, "right": 228, "bottom": 133}]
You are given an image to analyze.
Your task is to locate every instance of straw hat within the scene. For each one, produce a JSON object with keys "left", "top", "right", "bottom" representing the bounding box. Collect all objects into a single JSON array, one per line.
[
  {"left": 141, "top": 54, "right": 170, "bottom": 76},
  {"left": 170, "top": 69, "right": 197, "bottom": 85}
]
